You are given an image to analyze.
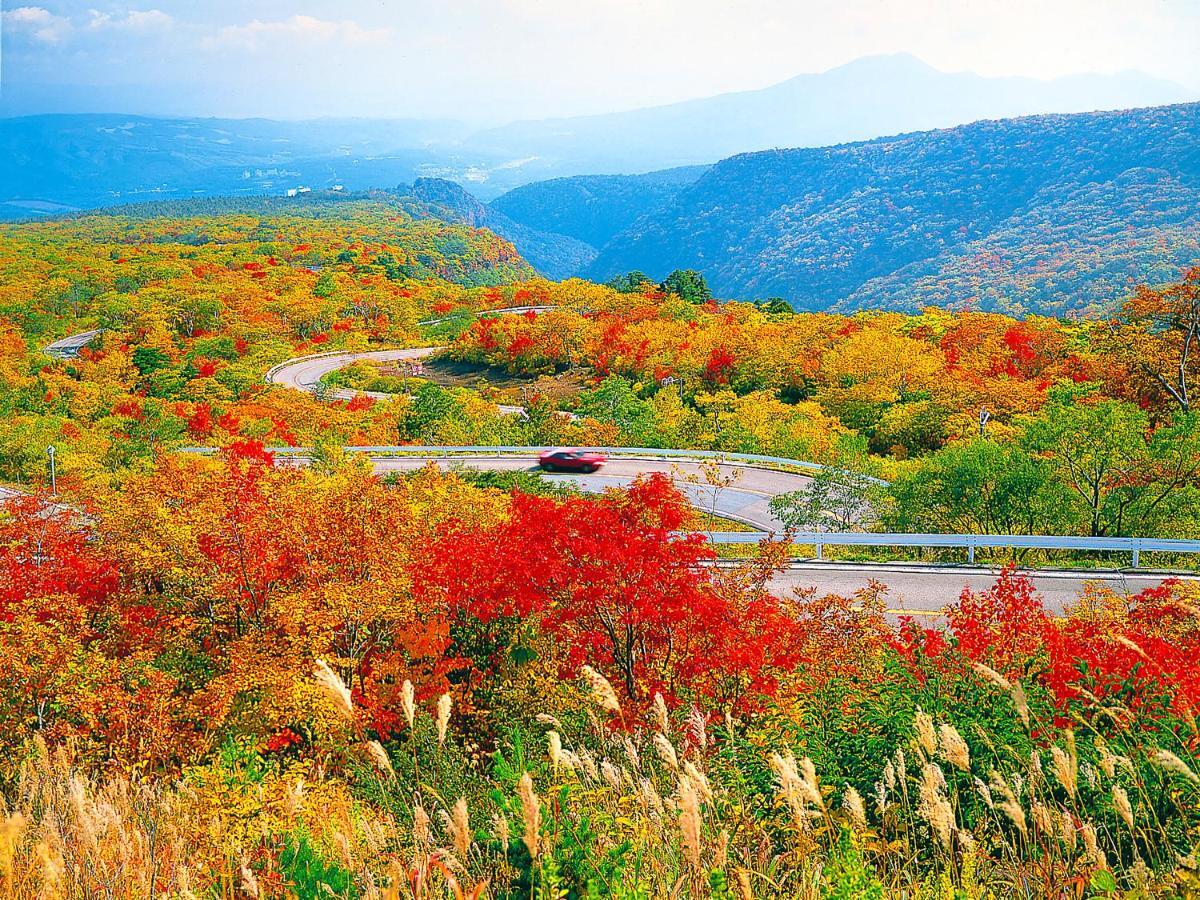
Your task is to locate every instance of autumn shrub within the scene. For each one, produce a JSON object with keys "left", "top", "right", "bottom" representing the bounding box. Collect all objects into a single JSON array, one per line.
[{"left": 4, "top": 452, "right": 1200, "bottom": 896}]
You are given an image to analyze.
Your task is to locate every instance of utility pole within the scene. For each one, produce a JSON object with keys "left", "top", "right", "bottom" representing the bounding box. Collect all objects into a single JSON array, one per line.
[{"left": 47, "top": 445, "right": 57, "bottom": 496}]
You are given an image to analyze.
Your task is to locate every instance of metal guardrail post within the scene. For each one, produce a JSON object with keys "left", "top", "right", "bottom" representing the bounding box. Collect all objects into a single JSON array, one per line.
[
  {"left": 816, "top": 537, "right": 823, "bottom": 560},
  {"left": 967, "top": 535, "right": 976, "bottom": 564},
  {"left": 1132, "top": 540, "right": 1140, "bottom": 569}
]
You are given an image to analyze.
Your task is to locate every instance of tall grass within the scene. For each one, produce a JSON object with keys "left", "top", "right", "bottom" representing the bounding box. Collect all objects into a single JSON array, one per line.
[{"left": 4, "top": 657, "right": 1199, "bottom": 898}]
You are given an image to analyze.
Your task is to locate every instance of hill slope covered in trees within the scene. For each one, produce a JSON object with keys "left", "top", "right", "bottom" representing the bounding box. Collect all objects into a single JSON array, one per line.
[
  {"left": 586, "top": 102, "right": 1200, "bottom": 316},
  {"left": 488, "top": 166, "right": 709, "bottom": 249}
]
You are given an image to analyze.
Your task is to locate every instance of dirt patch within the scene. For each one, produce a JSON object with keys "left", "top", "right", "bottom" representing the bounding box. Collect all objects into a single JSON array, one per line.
[{"left": 378, "top": 356, "right": 590, "bottom": 405}]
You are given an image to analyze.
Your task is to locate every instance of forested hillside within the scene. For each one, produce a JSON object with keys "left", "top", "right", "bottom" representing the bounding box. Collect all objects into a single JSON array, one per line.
[
  {"left": 587, "top": 102, "right": 1200, "bottom": 315},
  {"left": 4, "top": 203, "right": 1200, "bottom": 897},
  {"left": 411, "top": 177, "right": 597, "bottom": 279},
  {"left": 488, "top": 166, "right": 709, "bottom": 248}
]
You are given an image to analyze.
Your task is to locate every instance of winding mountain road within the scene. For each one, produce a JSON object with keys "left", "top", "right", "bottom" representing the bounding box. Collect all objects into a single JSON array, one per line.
[
  {"left": 266, "top": 306, "right": 560, "bottom": 408},
  {"left": 362, "top": 452, "right": 801, "bottom": 530},
  {"left": 42, "top": 329, "right": 102, "bottom": 359},
  {"left": 21, "top": 323, "right": 1197, "bottom": 615},
  {"left": 266, "top": 346, "right": 443, "bottom": 401},
  {"left": 273, "top": 449, "right": 1199, "bottom": 615}
]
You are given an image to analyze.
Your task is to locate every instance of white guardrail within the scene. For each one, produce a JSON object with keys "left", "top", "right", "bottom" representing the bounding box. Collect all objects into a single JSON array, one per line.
[
  {"left": 701, "top": 531, "right": 1200, "bottom": 567},
  {"left": 174, "top": 444, "right": 1200, "bottom": 567},
  {"left": 180, "top": 443, "right": 856, "bottom": 499},
  {"left": 180, "top": 444, "right": 833, "bottom": 475}
]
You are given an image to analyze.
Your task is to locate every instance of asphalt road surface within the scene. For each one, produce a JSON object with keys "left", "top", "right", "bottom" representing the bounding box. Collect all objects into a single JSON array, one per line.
[
  {"left": 299, "top": 453, "right": 1199, "bottom": 614},
  {"left": 366, "top": 453, "right": 807, "bottom": 530},
  {"left": 126, "top": 323, "right": 1189, "bottom": 614},
  {"left": 42, "top": 329, "right": 102, "bottom": 359},
  {"left": 759, "top": 562, "right": 1192, "bottom": 616}
]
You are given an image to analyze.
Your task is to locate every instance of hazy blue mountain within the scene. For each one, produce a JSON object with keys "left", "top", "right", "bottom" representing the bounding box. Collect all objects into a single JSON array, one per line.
[
  {"left": 587, "top": 103, "right": 1200, "bottom": 316},
  {"left": 462, "top": 54, "right": 1196, "bottom": 180},
  {"left": 0, "top": 114, "right": 480, "bottom": 218},
  {"left": 3, "top": 55, "right": 1194, "bottom": 218},
  {"left": 488, "top": 166, "right": 709, "bottom": 249}
]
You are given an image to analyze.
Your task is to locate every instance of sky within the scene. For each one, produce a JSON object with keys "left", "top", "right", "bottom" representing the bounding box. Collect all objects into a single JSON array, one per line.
[{"left": 2, "top": 0, "right": 1200, "bottom": 122}]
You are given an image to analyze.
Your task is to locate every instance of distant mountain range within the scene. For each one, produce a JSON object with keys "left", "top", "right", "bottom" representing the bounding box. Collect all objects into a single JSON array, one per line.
[
  {"left": 516, "top": 103, "right": 1198, "bottom": 316},
  {"left": 54, "top": 98, "right": 1200, "bottom": 320},
  {"left": 466, "top": 54, "right": 1195, "bottom": 180},
  {"left": 2, "top": 54, "right": 1194, "bottom": 218}
]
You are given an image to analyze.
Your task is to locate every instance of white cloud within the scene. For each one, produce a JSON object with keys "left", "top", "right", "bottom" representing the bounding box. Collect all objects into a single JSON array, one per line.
[
  {"left": 205, "top": 15, "right": 391, "bottom": 51},
  {"left": 87, "top": 9, "right": 174, "bottom": 31},
  {"left": 2, "top": 6, "right": 72, "bottom": 43}
]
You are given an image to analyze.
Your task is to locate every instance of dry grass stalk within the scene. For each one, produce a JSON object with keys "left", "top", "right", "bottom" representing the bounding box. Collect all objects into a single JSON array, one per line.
[
  {"left": 547, "top": 731, "right": 568, "bottom": 772},
  {"left": 518, "top": 773, "right": 541, "bottom": 860},
  {"left": 769, "top": 752, "right": 825, "bottom": 829},
  {"left": 688, "top": 707, "right": 708, "bottom": 751},
  {"left": 314, "top": 658, "right": 354, "bottom": 718},
  {"left": 914, "top": 709, "right": 937, "bottom": 758},
  {"left": 918, "top": 763, "right": 954, "bottom": 850},
  {"left": 401, "top": 679, "right": 416, "bottom": 730},
  {"left": 989, "top": 771, "right": 1028, "bottom": 839},
  {"left": 1081, "top": 822, "right": 1105, "bottom": 867},
  {"left": 1113, "top": 786, "right": 1135, "bottom": 831},
  {"left": 654, "top": 733, "right": 679, "bottom": 771},
  {"left": 1051, "top": 745, "right": 1078, "bottom": 798},
  {"left": 970, "top": 660, "right": 1012, "bottom": 691},
  {"left": 677, "top": 775, "right": 702, "bottom": 870},
  {"left": 413, "top": 803, "right": 434, "bottom": 847},
  {"left": 623, "top": 737, "right": 641, "bottom": 772},
  {"left": 580, "top": 666, "right": 622, "bottom": 715},
  {"left": 436, "top": 693, "right": 452, "bottom": 746},
  {"left": 449, "top": 799, "right": 471, "bottom": 860},
  {"left": 937, "top": 723, "right": 970, "bottom": 772},
  {"left": 1010, "top": 680, "right": 1031, "bottom": 729},
  {"left": 683, "top": 762, "right": 713, "bottom": 803},
  {"left": 365, "top": 741, "right": 395, "bottom": 780},
  {"left": 1151, "top": 749, "right": 1200, "bottom": 784},
  {"left": 601, "top": 761, "right": 624, "bottom": 792},
  {"left": 492, "top": 814, "right": 510, "bottom": 853},
  {"left": 654, "top": 692, "right": 670, "bottom": 733},
  {"left": 842, "top": 786, "right": 867, "bottom": 831}
]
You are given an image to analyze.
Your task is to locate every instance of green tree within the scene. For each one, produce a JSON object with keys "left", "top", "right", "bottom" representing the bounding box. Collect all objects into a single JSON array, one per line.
[
  {"left": 755, "top": 297, "right": 794, "bottom": 315},
  {"left": 605, "top": 271, "right": 654, "bottom": 294},
  {"left": 399, "top": 382, "right": 462, "bottom": 443},
  {"left": 660, "top": 269, "right": 712, "bottom": 304},
  {"left": 770, "top": 463, "right": 884, "bottom": 533},
  {"left": 313, "top": 271, "right": 337, "bottom": 299},
  {"left": 1020, "top": 385, "right": 1168, "bottom": 536},
  {"left": 576, "top": 376, "right": 656, "bottom": 441},
  {"left": 132, "top": 346, "right": 171, "bottom": 376},
  {"left": 885, "top": 440, "right": 1068, "bottom": 535},
  {"left": 173, "top": 295, "right": 224, "bottom": 338}
]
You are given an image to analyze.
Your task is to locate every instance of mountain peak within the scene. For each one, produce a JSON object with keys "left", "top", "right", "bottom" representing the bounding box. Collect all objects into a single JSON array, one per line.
[
  {"left": 412, "top": 177, "right": 487, "bottom": 225},
  {"left": 821, "top": 53, "right": 941, "bottom": 78}
]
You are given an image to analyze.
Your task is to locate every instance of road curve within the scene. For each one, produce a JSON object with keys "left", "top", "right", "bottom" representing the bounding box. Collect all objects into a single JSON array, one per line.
[
  {"left": 267, "top": 306, "right": 562, "bottom": 408},
  {"left": 42, "top": 329, "right": 102, "bottom": 359},
  {"left": 360, "top": 452, "right": 804, "bottom": 530},
  {"left": 275, "top": 451, "right": 1198, "bottom": 615},
  {"left": 34, "top": 326, "right": 1197, "bottom": 614},
  {"left": 266, "top": 346, "right": 441, "bottom": 401}
]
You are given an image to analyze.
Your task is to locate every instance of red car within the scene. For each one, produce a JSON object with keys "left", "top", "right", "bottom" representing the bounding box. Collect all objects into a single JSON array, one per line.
[{"left": 538, "top": 448, "right": 607, "bottom": 473}]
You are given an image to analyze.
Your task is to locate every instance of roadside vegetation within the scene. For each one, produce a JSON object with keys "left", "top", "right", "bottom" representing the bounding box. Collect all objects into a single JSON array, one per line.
[
  {"left": 3, "top": 452, "right": 1200, "bottom": 897},
  {"left": 2, "top": 210, "right": 1200, "bottom": 896},
  {"left": 2, "top": 213, "right": 1198, "bottom": 540}
]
